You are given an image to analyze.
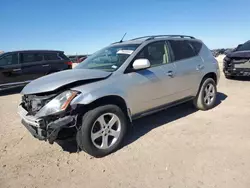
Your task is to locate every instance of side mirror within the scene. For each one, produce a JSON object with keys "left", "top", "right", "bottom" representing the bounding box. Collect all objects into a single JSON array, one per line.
[{"left": 132, "top": 59, "right": 150, "bottom": 70}]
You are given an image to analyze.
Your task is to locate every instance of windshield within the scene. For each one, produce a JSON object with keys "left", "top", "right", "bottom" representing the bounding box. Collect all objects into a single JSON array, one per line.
[
  {"left": 236, "top": 42, "right": 250, "bottom": 51},
  {"left": 75, "top": 44, "right": 139, "bottom": 72}
]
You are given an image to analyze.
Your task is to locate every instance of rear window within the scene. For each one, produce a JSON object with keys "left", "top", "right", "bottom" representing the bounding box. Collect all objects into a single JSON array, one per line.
[
  {"left": 44, "top": 53, "right": 61, "bottom": 61},
  {"left": 189, "top": 41, "right": 202, "bottom": 55},
  {"left": 169, "top": 40, "right": 196, "bottom": 61},
  {"left": 21, "top": 53, "right": 43, "bottom": 63}
]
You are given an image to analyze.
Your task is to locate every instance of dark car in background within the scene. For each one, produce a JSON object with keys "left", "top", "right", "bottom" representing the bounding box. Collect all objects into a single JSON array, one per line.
[
  {"left": 223, "top": 41, "right": 250, "bottom": 79},
  {"left": 0, "top": 50, "right": 72, "bottom": 90}
]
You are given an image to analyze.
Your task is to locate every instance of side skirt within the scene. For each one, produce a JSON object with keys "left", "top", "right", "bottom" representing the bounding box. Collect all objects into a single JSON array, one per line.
[{"left": 131, "top": 96, "right": 194, "bottom": 120}]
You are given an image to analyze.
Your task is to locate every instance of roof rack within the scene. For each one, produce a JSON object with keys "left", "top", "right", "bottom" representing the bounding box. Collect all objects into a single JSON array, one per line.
[{"left": 130, "top": 35, "right": 195, "bottom": 41}]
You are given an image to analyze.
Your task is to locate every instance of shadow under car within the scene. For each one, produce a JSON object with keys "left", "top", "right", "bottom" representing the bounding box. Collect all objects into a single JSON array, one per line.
[{"left": 56, "top": 92, "right": 228, "bottom": 154}]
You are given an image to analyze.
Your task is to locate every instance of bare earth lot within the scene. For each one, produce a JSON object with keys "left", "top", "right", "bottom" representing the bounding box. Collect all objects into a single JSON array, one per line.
[{"left": 1, "top": 64, "right": 250, "bottom": 188}]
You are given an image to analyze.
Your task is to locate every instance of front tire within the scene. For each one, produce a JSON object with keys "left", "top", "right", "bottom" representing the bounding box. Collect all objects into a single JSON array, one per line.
[
  {"left": 76, "top": 104, "right": 127, "bottom": 157},
  {"left": 193, "top": 78, "right": 217, "bottom": 111}
]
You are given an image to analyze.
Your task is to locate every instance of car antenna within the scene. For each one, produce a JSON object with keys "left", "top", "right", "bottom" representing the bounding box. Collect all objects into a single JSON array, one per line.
[{"left": 119, "top": 32, "right": 127, "bottom": 43}]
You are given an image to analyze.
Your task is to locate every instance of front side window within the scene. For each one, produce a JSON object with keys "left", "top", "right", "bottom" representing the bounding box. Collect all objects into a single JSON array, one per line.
[
  {"left": 75, "top": 44, "right": 139, "bottom": 72},
  {"left": 169, "top": 40, "right": 196, "bottom": 61},
  {"left": 0, "top": 54, "right": 18, "bottom": 66},
  {"left": 21, "top": 53, "right": 43, "bottom": 63},
  {"left": 136, "top": 41, "right": 171, "bottom": 67}
]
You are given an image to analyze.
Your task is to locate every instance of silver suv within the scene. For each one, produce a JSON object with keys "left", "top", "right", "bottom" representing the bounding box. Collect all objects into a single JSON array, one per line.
[{"left": 18, "top": 35, "right": 220, "bottom": 157}]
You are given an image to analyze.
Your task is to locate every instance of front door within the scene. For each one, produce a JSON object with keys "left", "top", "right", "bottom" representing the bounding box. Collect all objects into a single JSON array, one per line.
[
  {"left": 125, "top": 41, "right": 179, "bottom": 116},
  {"left": 0, "top": 53, "right": 24, "bottom": 87}
]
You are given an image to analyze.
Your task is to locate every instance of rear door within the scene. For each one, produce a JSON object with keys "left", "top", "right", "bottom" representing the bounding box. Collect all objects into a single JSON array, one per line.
[
  {"left": 44, "top": 52, "right": 69, "bottom": 72},
  {"left": 0, "top": 53, "right": 24, "bottom": 86},
  {"left": 168, "top": 40, "right": 203, "bottom": 98},
  {"left": 20, "top": 52, "right": 49, "bottom": 81}
]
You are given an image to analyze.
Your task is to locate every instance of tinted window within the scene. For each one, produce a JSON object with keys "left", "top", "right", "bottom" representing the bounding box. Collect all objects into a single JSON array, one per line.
[
  {"left": 44, "top": 53, "right": 61, "bottom": 60},
  {"left": 136, "top": 41, "right": 171, "bottom": 66},
  {"left": 169, "top": 40, "right": 196, "bottom": 61},
  {"left": 0, "top": 54, "right": 18, "bottom": 66},
  {"left": 190, "top": 41, "right": 202, "bottom": 55},
  {"left": 58, "top": 53, "right": 69, "bottom": 60},
  {"left": 21, "top": 53, "right": 43, "bottom": 63}
]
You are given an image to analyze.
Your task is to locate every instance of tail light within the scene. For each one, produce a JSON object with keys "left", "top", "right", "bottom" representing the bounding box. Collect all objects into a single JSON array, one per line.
[{"left": 65, "top": 61, "right": 73, "bottom": 69}]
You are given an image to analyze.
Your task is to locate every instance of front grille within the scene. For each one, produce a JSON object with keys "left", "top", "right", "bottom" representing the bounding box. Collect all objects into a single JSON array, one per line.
[{"left": 22, "top": 94, "right": 57, "bottom": 115}]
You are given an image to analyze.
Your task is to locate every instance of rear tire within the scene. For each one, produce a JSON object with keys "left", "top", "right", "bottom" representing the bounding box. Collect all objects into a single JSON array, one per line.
[
  {"left": 76, "top": 104, "right": 127, "bottom": 157},
  {"left": 193, "top": 78, "right": 217, "bottom": 111}
]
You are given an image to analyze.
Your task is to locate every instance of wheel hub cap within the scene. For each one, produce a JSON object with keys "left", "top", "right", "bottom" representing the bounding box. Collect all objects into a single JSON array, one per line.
[
  {"left": 91, "top": 113, "right": 121, "bottom": 150},
  {"left": 204, "top": 83, "right": 215, "bottom": 105}
]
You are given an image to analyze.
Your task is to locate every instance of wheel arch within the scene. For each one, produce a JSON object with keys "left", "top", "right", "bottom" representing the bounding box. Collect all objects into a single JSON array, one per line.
[
  {"left": 202, "top": 72, "right": 217, "bottom": 85},
  {"left": 74, "top": 95, "right": 132, "bottom": 122},
  {"left": 195, "top": 72, "right": 217, "bottom": 97}
]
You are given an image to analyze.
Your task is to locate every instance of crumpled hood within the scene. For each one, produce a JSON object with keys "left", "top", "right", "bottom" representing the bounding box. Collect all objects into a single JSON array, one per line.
[
  {"left": 21, "top": 69, "right": 111, "bottom": 94},
  {"left": 227, "top": 50, "right": 250, "bottom": 58}
]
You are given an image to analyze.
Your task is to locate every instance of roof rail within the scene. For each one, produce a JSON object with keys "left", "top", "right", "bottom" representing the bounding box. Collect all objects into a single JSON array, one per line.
[{"left": 130, "top": 35, "right": 195, "bottom": 41}]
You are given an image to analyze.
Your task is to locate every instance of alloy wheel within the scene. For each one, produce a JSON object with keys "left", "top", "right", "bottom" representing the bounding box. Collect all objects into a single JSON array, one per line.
[
  {"left": 91, "top": 113, "right": 121, "bottom": 149},
  {"left": 204, "top": 83, "right": 215, "bottom": 105}
]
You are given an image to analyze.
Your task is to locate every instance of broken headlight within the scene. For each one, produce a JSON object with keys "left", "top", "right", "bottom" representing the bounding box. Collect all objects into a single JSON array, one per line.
[{"left": 35, "top": 90, "right": 78, "bottom": 117}]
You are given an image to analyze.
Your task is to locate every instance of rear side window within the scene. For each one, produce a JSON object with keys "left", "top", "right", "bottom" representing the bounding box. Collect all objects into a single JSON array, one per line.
[
  {"left": 169, "top": 40, "right": 196, "bottom": 61},
  {"left": 0, "top": 54, "right": 18, "bottom": 66},
  {"left": 189, "top": 41, "right": 202, "bottom": 55},
  {"left": 44, "top": 53, "right": 61, "bottom": 61},
  {"left": 21, "top": 53, "right": 43, "bottom": 63}
]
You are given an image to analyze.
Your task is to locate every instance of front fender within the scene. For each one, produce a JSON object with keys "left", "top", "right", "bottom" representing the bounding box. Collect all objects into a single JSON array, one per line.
[{"left": 70, "top": 88, "right": 130, "bottom": 110}]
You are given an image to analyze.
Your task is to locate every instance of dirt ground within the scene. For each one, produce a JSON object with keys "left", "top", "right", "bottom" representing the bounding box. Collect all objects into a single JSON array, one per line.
[{"left": 1, "top": 62, "right": 250, "bottom": 188}]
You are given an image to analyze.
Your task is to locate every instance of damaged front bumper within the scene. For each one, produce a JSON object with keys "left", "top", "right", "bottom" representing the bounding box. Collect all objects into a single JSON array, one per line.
[
  {"left": 224, "top": 67, "right": 250, "bottom": 76},
  {"left": 223, "top": 59, "right": 250, "bottom": 76},
  {"left": 18, "top": 105, "right": 75, "bottom": 143}
]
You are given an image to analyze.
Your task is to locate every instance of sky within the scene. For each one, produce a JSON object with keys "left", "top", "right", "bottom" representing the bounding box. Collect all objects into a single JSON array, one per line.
[{"left": 1, "top": 0, "right": 250, "bottom": 54}]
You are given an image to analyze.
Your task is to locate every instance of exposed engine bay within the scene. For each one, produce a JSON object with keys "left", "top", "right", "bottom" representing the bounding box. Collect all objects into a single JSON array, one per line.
[
  {"left": 22, "top": 93, "right": 57, "bottom": 115},
  {"left": 20, "top": 91, "right": 80, "bottom": 144}
]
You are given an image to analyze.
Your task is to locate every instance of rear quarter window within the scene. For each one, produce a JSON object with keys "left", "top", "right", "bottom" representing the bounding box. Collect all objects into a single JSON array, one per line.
[
  {"left": 59, "top": 53, "right": 70, "bottom": 60},
  {"left": 44, "top": 53, "right": 61, "bottom": 61}
]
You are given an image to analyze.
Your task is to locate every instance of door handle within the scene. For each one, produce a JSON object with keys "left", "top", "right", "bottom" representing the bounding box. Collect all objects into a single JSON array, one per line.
[
  {"left": 12, "top": 68, "right": 21, "bottom": 72},
  {"left": 196, "top": 64, "right": 204, "bottom": 70},
  {"left": 167, "top": 71, "right": 174, "bottom": 77},
  {"left": 42, "top": 64, "right": 50, "bottom": 67}
]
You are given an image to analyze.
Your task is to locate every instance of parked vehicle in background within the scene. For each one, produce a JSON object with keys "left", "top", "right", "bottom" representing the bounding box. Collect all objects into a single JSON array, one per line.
[
  {"left": 223, "top": 41, "right": 250, "bottom": 79},
  {"left": 211, "top": 48, "right": 234, "bottom": 57},
  {"left": 68, "top": 55, "right": 88, "bottom": 63},
  {"left": 0, "top": 50, "right": 72, "bottom": 90},
  {"left": 18, "top": 35, "right": 220, "bottom": 157}
]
